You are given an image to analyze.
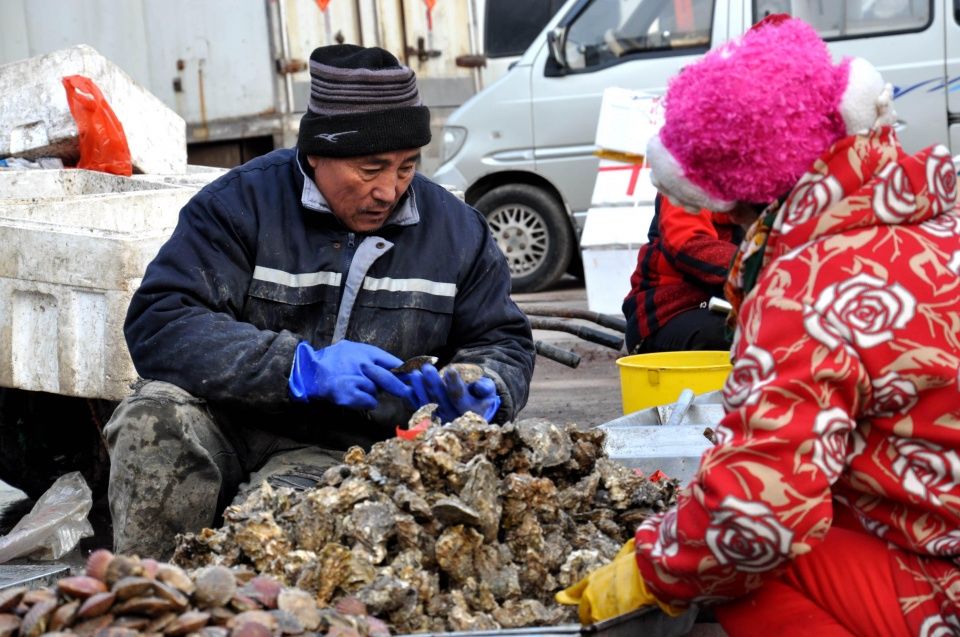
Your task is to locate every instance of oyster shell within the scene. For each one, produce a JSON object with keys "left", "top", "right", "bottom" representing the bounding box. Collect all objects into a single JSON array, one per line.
[{"left": 171, "top": 412, "right": 680, "bottom": 632}]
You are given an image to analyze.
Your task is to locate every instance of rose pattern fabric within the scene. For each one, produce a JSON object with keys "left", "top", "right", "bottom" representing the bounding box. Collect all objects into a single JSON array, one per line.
[
  {"left": 722, "top": 345, "right": 776, "bottom": 410},
  {"left": 926, "top": 530, "right": 960, "bottom": 556},
  {"left": 873, "top": 164, "right": 917, "bottom": 223},
  {"left": 856, "top": 513, "right": 889, "bottom": 540},
  {"left": 925, "top": 146, "right": 957, "bottom": 215},
  {"left": 890, "top": 438, "right": 960, "bottom": 506},
  {"left": 844, "top": 428, "right": 868, "bottom": 465},
  {"left": 919, "top": 212, "right": 960, "bottom": 238},
  {"left": 646, "top": 508, "right": 679, "bottom": 560},
  {"left": 712, "top": 423, "right": 735, "bottom": 446},
  {"left": 705, "top": 497, "right": 793, "bottom": 572},
  {"left": 919, "top": 615, "right": 960, "bottom": 637},
  {"left": 948, "top": 251, "right": 960, "bottom": 276},
  {"left": 811, "top": 408, "right": 854, "bottom": 483},
  {"left": 803, "top": 304, "right": 846, "bottom": 351},
  {"left": 867, "top": 372, "right": 919, "bottom": 418},
  {"left": 779, "top": 172, "right": 843, "bottom": 233},
  {"left": 633, "top": 129, "right": 960, "bottom": 636},
  {"left": 809, "top": 273, "right": 916, "bottom": 350}
]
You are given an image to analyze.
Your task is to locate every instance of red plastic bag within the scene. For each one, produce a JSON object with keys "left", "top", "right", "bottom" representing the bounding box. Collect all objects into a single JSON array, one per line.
[
  {"left": 62, "top": 75, "right": 132, "bottom": 176},
  {"left": 395, "top": 415, "right": 433, "bottom": 441}
]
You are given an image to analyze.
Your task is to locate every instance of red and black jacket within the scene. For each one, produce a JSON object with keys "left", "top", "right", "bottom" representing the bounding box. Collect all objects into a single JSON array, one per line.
[{"left": 622, "top": 195, "right": 743, "bottom": 348}]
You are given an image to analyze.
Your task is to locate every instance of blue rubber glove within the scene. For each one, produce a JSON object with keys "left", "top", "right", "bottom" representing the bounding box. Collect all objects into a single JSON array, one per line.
[
  {"left": 289, "top": 340, "right": 413, "bottom": 410},
  {"left": 402, "top": 364, "right": 501, "bottom": 422}
]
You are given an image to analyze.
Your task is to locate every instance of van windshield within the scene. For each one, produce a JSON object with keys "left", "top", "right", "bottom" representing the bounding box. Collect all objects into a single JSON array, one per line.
[{"left": 564, "top": 0, "right": 714, "bottom": 70}]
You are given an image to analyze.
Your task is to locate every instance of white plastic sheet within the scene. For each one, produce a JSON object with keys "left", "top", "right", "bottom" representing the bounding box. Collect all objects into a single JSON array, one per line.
[{"left": 0, "top": 471, "right": 93, "bottom": 563}]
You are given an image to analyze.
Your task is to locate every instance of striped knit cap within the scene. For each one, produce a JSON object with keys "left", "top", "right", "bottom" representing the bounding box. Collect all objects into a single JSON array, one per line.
[{"left": 298, "top": 44, "right": 431, "bottom": 157}]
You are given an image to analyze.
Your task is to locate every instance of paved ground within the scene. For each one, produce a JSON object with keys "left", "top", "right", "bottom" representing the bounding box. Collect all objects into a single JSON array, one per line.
[{"left": 513, "top": 278, "right": 626, "bottom": 428}]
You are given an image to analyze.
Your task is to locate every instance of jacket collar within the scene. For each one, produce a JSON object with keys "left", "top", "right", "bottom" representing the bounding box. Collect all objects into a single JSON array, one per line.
[{"left": 295, "top": 149, "right": 420, "bottom": 227}]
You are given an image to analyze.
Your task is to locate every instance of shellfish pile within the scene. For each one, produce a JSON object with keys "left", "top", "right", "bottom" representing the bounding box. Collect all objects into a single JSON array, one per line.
[
  {"left": 173, "top": 414, "right": 679, "bottom": 634},
  {"left": 0, "top": 550, "right": 388, "bottom": 637}
]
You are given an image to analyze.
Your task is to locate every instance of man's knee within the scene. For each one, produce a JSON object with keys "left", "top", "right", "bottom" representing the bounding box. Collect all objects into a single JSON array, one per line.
[{"left": 104, "top": 380, "right": 210, "bottom": 451}]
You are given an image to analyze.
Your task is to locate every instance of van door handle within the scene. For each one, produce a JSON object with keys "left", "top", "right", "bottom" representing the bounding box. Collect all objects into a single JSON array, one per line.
[{"left": 456, "top": 54, "right": 487, "bottom": 68}]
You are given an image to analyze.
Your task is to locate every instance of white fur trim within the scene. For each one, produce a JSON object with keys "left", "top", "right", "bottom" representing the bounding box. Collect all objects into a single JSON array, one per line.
[
  {"left": 840, "top": 57, "right": 896, "bottom": 135},
  {"left": 646, "top": 135, "right": 734, "bottom": 212}
]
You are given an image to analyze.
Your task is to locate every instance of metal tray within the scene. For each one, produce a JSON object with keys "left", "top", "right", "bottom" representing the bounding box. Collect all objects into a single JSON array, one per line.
[
  {"left": 0, "top": 563, "right": 70, "bottom": 590},
  {"left": 585, "top": 607, "right": 698, "bottom": 637},
  {"left": 396, "top": 607, "right": 706, "bottom": 637},
  {"left": 397, "top": 625, "right": 581, "bottom": 637}
]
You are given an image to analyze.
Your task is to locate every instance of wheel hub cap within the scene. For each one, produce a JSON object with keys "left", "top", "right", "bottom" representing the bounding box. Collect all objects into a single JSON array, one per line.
[{"left": 486, "top": 204, "right": 549, "bottom": 277}]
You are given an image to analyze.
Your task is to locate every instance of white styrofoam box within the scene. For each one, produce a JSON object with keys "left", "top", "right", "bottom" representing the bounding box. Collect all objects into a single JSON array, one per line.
[
  {"left": 133, "top": 164, "right": 228, "bottom": 189},
  {"left": 0, "top": 44, "right": 186, "bottom": 174},
  {"left": 591, "top": 158, "right": 658, "bottom": 207},
  {"left": 594, "top": 87, "right": 664, "bottom": 157},
  {"left": 0, "top": 169, "right": 196, "bottom": 400},
  {"left": 580, "top": 205, "right": 655, "bottom": 315}
]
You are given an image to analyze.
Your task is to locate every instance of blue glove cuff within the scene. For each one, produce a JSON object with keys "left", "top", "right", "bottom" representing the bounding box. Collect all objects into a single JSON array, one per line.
[
  {"left": 481, "top": 394, "right": 501, "bottom": 421},
  {"left": 288, "top": 341, "right": 315, "bottom": 402}
]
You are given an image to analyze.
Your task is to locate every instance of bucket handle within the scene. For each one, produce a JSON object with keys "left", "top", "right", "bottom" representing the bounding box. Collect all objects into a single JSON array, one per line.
[{"left": 647, "top": 369, "right": 659, "bottom": 386}]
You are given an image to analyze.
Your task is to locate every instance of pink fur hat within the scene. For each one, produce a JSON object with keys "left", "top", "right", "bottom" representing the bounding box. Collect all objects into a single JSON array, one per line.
[{"left": 646, "top": 15, "right": 895, "bottom": 211}]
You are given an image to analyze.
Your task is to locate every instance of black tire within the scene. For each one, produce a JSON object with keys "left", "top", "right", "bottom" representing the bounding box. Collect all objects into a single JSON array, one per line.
[{"left": 474, "top": 183, "right": 575, "bottom": 293}]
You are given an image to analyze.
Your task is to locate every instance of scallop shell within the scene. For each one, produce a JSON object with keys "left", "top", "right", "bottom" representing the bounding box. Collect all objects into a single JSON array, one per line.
[
  {"left": 84, "top": 549, "right": 115, "bottom": 582},
  {"left": 164, "top": 610, "right": 210, "bottom": 636},
  {"left": 77, "top": 591, "right": 117, "bottom": 619},
  {"left": 57, "top": 576, "right": 108, "bottom": 600},
  {"left": 192, "top": 566, "right": 236, "bottom": 609},
  {"left": 0, "top": 588, "right": 25, "bottom": 613}
]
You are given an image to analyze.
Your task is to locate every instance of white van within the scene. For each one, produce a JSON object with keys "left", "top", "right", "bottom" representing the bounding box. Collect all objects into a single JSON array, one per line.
[{"left": 433, "top": 0, "right": 950, "bottom": 292}]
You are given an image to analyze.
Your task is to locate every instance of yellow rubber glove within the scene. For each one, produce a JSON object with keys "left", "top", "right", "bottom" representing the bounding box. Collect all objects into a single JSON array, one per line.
[{"left": 555, "top": 538, "right": 683, "bottom": 624}]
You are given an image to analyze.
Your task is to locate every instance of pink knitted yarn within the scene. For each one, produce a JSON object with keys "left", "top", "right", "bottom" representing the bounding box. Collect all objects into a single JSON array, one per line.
[{"left": 659, "top": 18, "right": 850, "bottom": 204}]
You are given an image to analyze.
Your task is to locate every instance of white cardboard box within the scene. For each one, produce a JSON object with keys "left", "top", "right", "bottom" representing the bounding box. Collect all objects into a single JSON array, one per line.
[
  {"left": 594, "top": 87, "right": 664, "bottom": 157},
  {"left": 579, "top": 206, "right": 655, "bottom": 315},
  {"left": 0, "top": 44, "right": 187, "bottom": 175},
  {"left": 0, "top": 169, "right": 196, "bottom": 400},
  {"left": 590, "top": 158, "right": 658, "bottom": 207}
]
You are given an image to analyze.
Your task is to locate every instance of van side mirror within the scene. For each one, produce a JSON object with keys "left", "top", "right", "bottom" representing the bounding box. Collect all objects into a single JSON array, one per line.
[{"left": 547, "top": 26, "right": 569, "bottom": 69}]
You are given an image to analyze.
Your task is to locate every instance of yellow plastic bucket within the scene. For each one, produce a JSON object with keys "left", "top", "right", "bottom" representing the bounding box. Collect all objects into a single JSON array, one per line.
[{"left": 616, "top": 351, "right": 732, "bottom": 414}]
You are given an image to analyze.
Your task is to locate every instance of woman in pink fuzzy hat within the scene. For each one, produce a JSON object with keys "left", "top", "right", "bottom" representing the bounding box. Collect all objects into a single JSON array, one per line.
[{"left": 559, "top": 14, "right": 960, "bottom": 636}]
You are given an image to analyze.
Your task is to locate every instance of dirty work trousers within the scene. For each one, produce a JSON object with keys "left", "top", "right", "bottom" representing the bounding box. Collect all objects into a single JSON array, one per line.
[{"left": 103, "top": 380, "right": 343, "bottom": 560}]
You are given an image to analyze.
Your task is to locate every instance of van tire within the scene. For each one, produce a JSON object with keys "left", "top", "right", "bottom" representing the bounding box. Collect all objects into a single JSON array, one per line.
[{"left": 475, "top": 184, "right": 574, "bottom": 293}]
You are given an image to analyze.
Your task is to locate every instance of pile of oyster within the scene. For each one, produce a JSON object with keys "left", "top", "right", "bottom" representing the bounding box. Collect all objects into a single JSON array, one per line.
[
  {"left": 0, "top": 549, "right": 388, "bottom": 637},
  {"left": 173, "top": 413, "right": 679, "bottom": 634}
]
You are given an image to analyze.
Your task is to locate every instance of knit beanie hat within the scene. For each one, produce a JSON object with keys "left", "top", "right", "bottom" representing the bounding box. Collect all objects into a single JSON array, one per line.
[
  {"left": 646, "top": 15, "right": 896, "bottom": 211},
  {"left": 298, "top": 44, "right": 431, "bottom": 157}
]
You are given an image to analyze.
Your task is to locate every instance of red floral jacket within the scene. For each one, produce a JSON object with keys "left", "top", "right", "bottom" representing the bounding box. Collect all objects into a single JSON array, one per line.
[{"left": 634, "top": 128, "right": 960, "bottom": 632}]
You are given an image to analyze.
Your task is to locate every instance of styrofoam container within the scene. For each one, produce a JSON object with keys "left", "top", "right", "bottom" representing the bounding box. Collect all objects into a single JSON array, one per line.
[
  {"left": 591, "top": 159, "right": 657, "bottom": 207},
  {"left": 579, "top": 206, "right": 654, "bottom": 315},
  {"left": 0, "top": 44, "right": 187, "bottom": 175},
  {"left": 594, "top": 87, "right": 664, "bottom": 157},
  {"left": 0, "top": 169, "right": 195, "bottom": 400},
  {"left": 132, "top": 164, "right": 228, "bottom": 189}
]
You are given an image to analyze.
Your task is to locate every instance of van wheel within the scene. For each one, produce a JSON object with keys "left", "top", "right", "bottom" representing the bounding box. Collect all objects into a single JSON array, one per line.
[{"left": 475, "top": 184, "right": 574, "bottom": 293}]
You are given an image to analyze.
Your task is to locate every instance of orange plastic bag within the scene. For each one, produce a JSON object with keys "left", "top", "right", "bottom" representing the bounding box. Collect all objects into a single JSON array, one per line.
[{"left": 62, "top": 75, "right": 133, "bottom": 176}]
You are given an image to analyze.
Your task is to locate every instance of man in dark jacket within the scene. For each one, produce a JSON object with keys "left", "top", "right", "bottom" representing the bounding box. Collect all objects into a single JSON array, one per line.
[
  {"left": 104, "top": 44, "right": 535, "bottom": 559},
  {"left": 622, "top": 193, "right": 743, "bottom": 352}
]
